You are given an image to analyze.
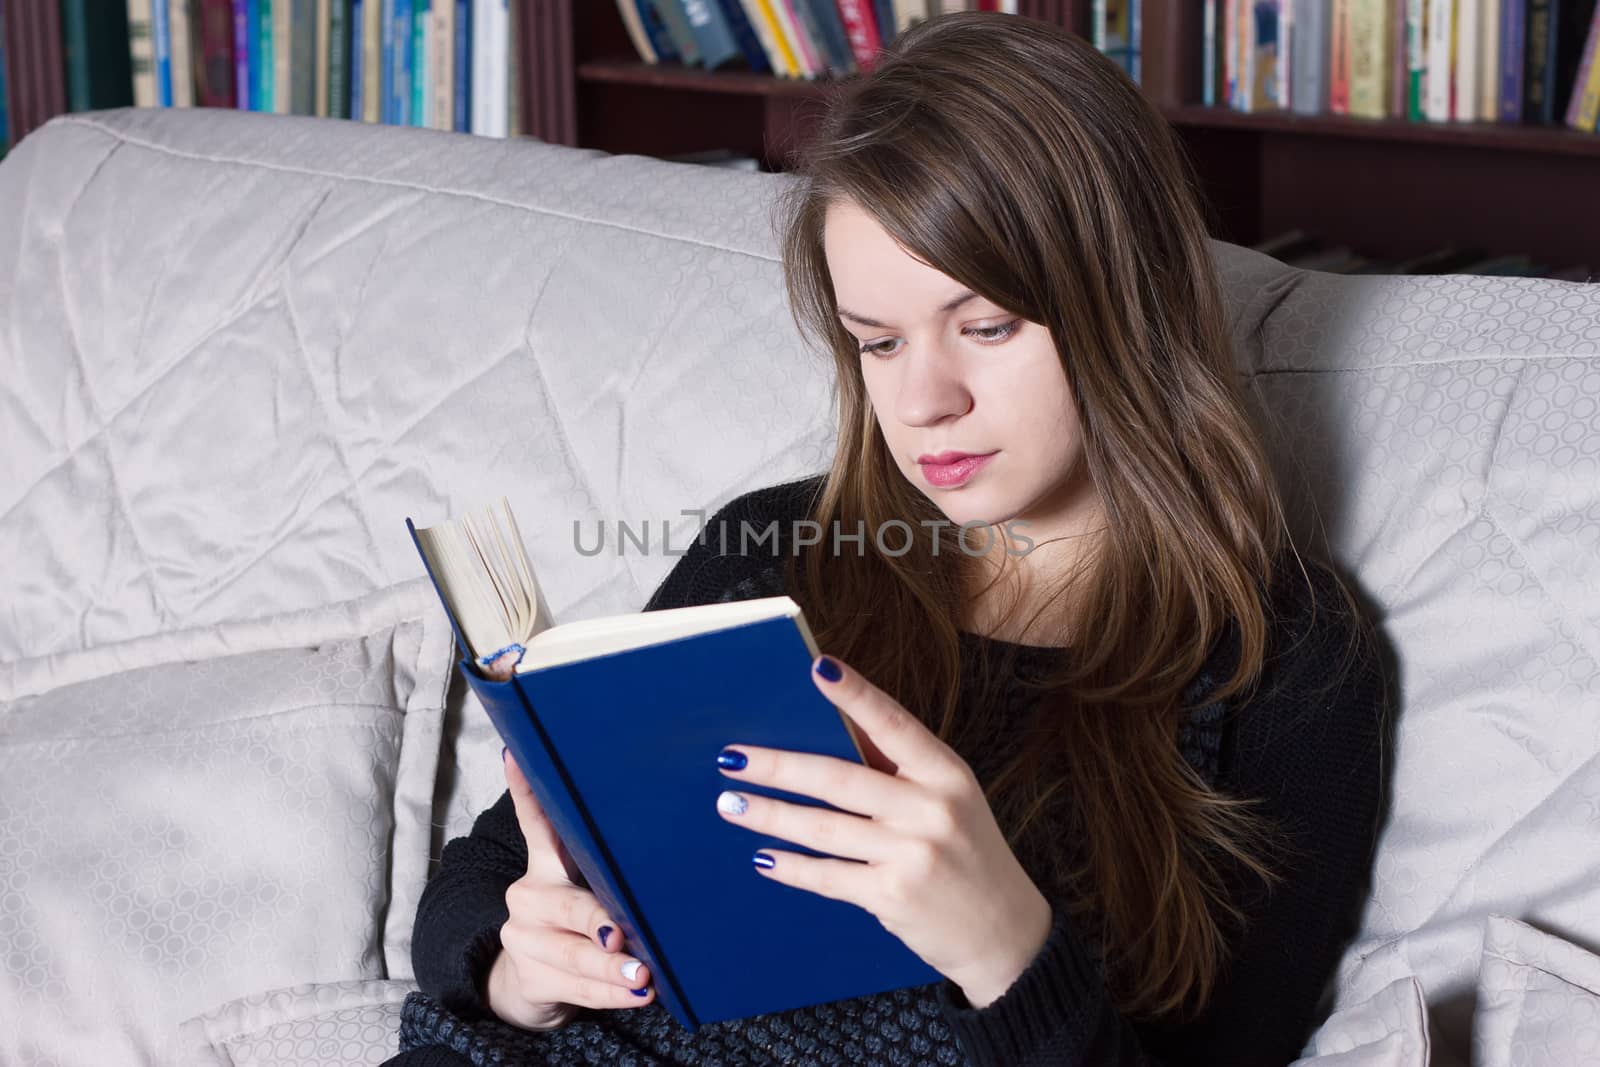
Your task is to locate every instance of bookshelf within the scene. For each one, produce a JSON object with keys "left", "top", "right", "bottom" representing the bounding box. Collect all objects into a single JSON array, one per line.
[{"left": 528, "top": 0, "right": 1599, "bottom": 277}]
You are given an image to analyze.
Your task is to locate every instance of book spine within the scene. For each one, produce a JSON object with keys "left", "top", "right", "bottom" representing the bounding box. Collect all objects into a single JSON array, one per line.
[
  {"left": 330, "top": 0, "right": 348, "bottom": 118},
  {"left": 1523, "top": 0, "right": 1552, "bottom": 122},
  {"left": 468, "top": 667, "right": 698, "bottom": 1031},
  {"left": 715, "top": 0, "right": 774, "bottom": 72},
  {"left": 171, "top": 0, "right": 196, "bottom": 106},
  {"left": 291, "top": 0, "right": 315, "bottom": 113},
  {"left": 1406, "top": 0, "right": 1425, "bottom": 118},
  {"left": 152, "top": 0, "right": 172, "bottom": 105},
  {"left": 1480, "top": 0, "right": 1503, "bottom": 119},
  {"left": 232, "top": 0, "right": 248, "bottom": 106},
  {"left": 837, "top": 0, "right": 882, "bottom": 70},
  {"left": 1203, "top": 0, "right": 1216, "bottom": 106},
  {"left": 1568, "top": 7, "right": 1600, "bottom": 127},
  {"left": 1501, "top": 0, "right": 1526, "bottom": 117},
  {"left": 1426, "top": 0, "right": 1454, "bottom": 119},
  {"left": 1329, "top": 0, "right": 1350, "bottom": 113},
  {"left": 1456, "top": 0, "right": 1481, "bottom": 120},
  {"left": 350, "top": 0, "right": 363, "bottom": 115},
  {"left": 130, "top": 0, "right": 158, "bottom": 107},
  {"left": 1348, "top": 0, "right": 1386, "bottom": 118},
  {"left": 453, "top": 0, "right": 468, "bottom": 129},
  {"left": 411, "top": 0, "right": 426, "bottom": 126},
  {"left": 733, "top": 0, "right": 784, "bottom": 74}
]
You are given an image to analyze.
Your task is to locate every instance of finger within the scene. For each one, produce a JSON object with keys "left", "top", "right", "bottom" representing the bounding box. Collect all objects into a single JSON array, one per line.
[
  {"left": 810, "top": 655, "right": 960, "bottom": 784},
  {"left": 501, "top": 922, "right": 653, "bottom": 991},
  {"left": 504, "top": 954, "right": 657, "bottom": 1010},
  {"left": 715, "top": 788, "right": 888, "bottom": 862},
  {"left": 716, "top": 745, "right": 909, "bottom": 819},
  {"left": 748, "top": 848, "right": 870, "bottom": 909},
  {"left": 506, "top": 879, "right": 621, "bottom": 949},
  {"left": 504, "top": 749, "right": 574, "bottom": 883}
]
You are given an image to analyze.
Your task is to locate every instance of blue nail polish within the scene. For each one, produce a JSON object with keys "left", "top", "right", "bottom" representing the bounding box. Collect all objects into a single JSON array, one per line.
[
  {"left": 814, "top": 656, "right": 842, "bottom": 682},
  {"left": 753, "top": 851, "right": 776, "bottom": 869},
  {"left": 597, "top": 925, "right": 613, "bottom": 946},
  {"left": 630, "top": 987, "right": 649, "bottom": 997},
  {"left": 716, "top": 748, "right": 747, "bottom": 771}
]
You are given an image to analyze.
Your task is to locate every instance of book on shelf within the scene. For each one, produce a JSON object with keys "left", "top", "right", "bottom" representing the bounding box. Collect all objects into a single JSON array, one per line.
[
  {"left": 1205, "top": 0, "right": 1600, "bottom": 133},
  {"left": 405, "top": 498, "right": 942, "bottom": 1031}
]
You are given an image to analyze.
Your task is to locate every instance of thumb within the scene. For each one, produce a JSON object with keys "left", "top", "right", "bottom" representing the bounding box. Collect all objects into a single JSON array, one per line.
[{"left": 503, "top": 748, "right": 574, "bottom": 883}]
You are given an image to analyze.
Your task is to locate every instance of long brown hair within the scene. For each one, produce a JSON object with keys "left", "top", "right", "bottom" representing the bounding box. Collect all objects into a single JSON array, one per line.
[{"left": 774, "top": 12, "right": 1364, "bottom": 1020}]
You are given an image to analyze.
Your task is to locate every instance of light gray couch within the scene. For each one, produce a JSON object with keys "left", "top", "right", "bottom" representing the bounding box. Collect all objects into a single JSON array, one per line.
[{"left": 1, "top": 106, "right": 1596, "bottom": 1067}]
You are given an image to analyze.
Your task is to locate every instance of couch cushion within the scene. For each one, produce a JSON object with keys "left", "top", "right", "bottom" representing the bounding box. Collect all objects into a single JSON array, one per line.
[{"left": 0, "top": 580, "right": 451, "bottom": 1065}]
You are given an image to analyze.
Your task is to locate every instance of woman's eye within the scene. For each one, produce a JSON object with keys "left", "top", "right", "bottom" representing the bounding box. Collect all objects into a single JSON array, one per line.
[{"left": 858, "top": 320, "right": 1020, "bottom": 359}]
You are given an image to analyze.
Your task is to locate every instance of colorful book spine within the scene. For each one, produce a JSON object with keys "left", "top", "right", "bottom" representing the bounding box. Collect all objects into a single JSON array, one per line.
[
  {"left": 395, "top": 0, "right": 412, "bottom": 125},
  {"left": 351, "top": 0, "right": 364, "bottom": 116},
  {"left": 837, "top": 0, "right": 885, "bottom": 70},
  {"left": 1349, "top": 0, "right": 1388, "bottom": 118},
  {"left": 1523, "top": 0, "right": 1554, "bottom": 123},
  {"left": 411, "top": 0, "right": 426, "bottom": 125},
  {"left": 1330, "top": 0, "right": 1351, "bottom": 114},
  {"left": 716, "top": 0, "right": 775, "bottom": 73},
  {"left": 1501, "top": 0, "right": 1526, "bottom": 119},
  {"left": 330, "top": 0, "right": 349, "bottom": 118},
  {"left": 235, "top": 0, "right": 250, "bottom": 107},
  {"left": 129, "top": 0, "right": 158, "bottom": 107},
  {"left": 1565, "top": 6, "right": 1600, "bottom": 128},
  {"left": 1425, "top": 0, "right": 1453, "bottom": 120},
  {"left": 152, "top": 0, "right": 172, "bottom": 104},
  {"left": 453, "top": 0, "right": 469, "bottom": 130},
  {"left": 256, "top": 0, "right": 272, "bottom": 111},
  {"left": 1406, "top": 0, "right": 1426, "bottom": 118}
]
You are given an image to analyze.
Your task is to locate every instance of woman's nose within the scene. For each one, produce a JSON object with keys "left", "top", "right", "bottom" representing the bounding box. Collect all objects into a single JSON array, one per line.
[{"left": 894, "top": 347, "right": 973, "bottom": 427}]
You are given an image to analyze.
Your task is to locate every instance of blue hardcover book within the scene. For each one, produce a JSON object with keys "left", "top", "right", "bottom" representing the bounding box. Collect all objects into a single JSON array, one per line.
[
  {"left": 405, "top": 501, "right": 942, "bottom": 1031},
  {"left": 678, "top": 0, "right": 744, "bottom": 70},
  {"left": 394, "top": 0, "right": 412, "bottom": 125},
  {"left": 873, "top": 0, "right": 896, "bottom": 45},
  {"left": 800, "top": 0, "right": 857, "bottom": 74},
  {"left": 638, "top": 1, "right": 682, "bottom": 63},
  {"left": 713, "top": 0, "right": 773, "bottom": 72},
  {"left": 411, "top": 0, "right": 428, "bottom": 125}
]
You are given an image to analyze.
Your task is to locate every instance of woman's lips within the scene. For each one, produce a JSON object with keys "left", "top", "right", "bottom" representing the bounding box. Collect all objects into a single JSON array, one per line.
[{"left": 916, "top": 451, "right": 997, "bottom": 488}]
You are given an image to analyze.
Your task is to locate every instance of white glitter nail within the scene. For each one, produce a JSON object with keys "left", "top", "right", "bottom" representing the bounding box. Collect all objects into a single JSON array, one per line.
[
  {"left": 622, "top": 960, "right": 643, "bottom": 981},
  {"left": 717, "top": 791, "right": 748, "bottom": 816}
]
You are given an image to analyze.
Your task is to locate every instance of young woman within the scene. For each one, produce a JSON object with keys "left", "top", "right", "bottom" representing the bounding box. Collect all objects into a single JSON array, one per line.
[{"left": 388, "top": 12, "right": 1390, "bottom": 1067}]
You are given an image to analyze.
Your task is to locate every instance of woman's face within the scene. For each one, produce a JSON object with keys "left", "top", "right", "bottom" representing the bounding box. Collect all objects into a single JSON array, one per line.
[{"left": 823, "top": 199, "right": 1100, "bottom": 547}]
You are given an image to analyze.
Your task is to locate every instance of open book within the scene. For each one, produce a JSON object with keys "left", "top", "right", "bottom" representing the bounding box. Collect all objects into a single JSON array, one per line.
[{"left": 405, "top": 499, "right": 940, "bottom": 1031}]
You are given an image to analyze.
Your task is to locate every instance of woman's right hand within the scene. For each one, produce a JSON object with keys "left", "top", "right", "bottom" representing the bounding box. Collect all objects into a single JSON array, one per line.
[{"left": 484, "top": 748, "right": 655, "bottom": 1030}]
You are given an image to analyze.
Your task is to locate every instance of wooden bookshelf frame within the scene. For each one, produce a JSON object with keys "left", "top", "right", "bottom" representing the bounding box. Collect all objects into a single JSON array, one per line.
[{"left": 522, "top": 1, "right": 1600, "bottom": 271}]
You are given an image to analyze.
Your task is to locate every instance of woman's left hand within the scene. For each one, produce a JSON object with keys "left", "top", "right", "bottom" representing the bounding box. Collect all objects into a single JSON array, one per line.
[{"left": 714, "top": 654, "right": 1054, "bottom": 1009}]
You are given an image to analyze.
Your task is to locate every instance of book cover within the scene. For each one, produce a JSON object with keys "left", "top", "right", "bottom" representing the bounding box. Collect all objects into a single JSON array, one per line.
[
  {"left": 640, "top": 1, "right": 685, "bottom": 64},
  {"left": 62, "top": 0, "right": 135, "bottom": 111},
  {"left": 1566, "top": 6, "right": 1600, "bottom": 126},
  {"left": 1501, "top": 0, "right": 1526, "bottom": 118},
  {"left": 405, "top": 512, "right": 942, "bottom": 1030}
]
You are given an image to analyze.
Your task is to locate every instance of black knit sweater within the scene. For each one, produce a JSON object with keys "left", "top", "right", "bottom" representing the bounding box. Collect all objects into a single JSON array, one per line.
[{"left": 386, "top": 475, "right": 1389, "bottom": 1067}]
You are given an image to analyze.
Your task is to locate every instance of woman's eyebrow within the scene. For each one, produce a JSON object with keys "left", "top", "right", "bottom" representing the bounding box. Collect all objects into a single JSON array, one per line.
[{"left": 838, "top": 289, "right": 980, "bottom": 329}]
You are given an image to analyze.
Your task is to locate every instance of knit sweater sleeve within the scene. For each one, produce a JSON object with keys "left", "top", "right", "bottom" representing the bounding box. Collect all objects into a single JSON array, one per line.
[
  {"left": 934, "top": 559, "right": 1391, "bottom": 1067},
  {"left": 407, "top": 479, "right": 818, "bottom": 1019}
]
